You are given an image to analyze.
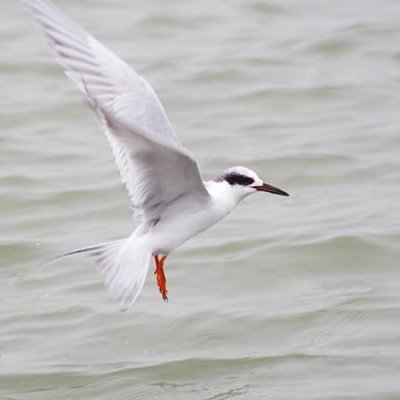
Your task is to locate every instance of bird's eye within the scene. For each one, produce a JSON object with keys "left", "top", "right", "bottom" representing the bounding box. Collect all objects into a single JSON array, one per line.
[{"left": 225, "top": 173, "right": 254, "bottom": 186}]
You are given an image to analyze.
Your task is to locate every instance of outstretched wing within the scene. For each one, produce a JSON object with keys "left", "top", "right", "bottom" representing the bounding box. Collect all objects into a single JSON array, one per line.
[{"left": 23, "top": 0, "right": 209, "bottom": 220}]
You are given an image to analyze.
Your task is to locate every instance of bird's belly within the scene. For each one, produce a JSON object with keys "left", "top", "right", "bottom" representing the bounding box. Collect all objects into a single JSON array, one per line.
[{"left": 149, "top": 202, "right": 227, "bottom": 255}]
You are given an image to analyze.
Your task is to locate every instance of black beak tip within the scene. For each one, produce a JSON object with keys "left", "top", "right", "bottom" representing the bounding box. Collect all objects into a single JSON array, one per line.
[{"left": 273, "top": 188, "right": 290, "bottom": 197}]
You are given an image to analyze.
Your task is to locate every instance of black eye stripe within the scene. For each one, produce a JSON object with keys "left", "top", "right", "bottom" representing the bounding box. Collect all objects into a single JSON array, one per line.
[{"left": 225, "top": 173, "right": 254, "bottom": 186}]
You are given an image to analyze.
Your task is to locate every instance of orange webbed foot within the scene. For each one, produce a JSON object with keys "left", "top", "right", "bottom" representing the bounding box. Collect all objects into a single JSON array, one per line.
[{"left": 154, "top": 255, "right": 168, "bottom": 301}]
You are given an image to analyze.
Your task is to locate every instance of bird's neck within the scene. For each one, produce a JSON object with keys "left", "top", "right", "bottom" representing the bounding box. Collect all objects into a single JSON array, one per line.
[{"left": 204, "top": 180, "right": 246, "bottom": 215}]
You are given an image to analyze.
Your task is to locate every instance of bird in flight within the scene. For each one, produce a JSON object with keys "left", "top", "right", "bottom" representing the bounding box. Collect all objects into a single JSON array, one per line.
[{"left": 23, "top": 0, "right": 289, "bottom": 310}]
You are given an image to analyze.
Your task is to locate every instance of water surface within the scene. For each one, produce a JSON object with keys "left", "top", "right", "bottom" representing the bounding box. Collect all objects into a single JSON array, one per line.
[{"left": 1, "top": 0, "right": 400, "bottom": 399}]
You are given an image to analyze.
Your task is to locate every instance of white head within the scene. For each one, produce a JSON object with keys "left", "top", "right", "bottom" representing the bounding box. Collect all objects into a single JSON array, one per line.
[{"left": 211, "top": 166, "right": 289, "bottom": 205}]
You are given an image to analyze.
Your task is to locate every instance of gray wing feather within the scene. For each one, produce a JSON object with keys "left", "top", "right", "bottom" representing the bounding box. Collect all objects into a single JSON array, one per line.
[{"left": 23, "top": 0, "right": 209, "bottom": 220}]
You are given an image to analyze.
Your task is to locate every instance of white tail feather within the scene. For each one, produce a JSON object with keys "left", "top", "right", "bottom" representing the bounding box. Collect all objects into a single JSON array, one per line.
[{"left": 63, "top": 235, "right": 152, "bottom": 311}]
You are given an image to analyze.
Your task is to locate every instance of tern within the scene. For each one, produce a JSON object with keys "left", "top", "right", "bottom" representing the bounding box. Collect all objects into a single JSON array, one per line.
[{"left": 23, "top": 0, "right": 289, "bottom": 310}]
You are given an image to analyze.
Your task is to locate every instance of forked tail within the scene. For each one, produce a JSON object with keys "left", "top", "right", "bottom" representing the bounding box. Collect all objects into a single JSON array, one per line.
[{"left": 62, "top": 236, "right": 152, "bottom": 311}]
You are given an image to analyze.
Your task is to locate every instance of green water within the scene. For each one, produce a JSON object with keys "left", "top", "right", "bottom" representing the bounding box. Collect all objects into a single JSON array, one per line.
[{"left": 1, "top": 0, "right": 400, "bottom": 398}]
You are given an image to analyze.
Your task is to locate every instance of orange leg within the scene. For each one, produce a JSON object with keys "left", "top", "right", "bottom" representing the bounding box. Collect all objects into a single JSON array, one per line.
[{"left": 154, "top": 255, "right": 168, "bottom": 301}]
